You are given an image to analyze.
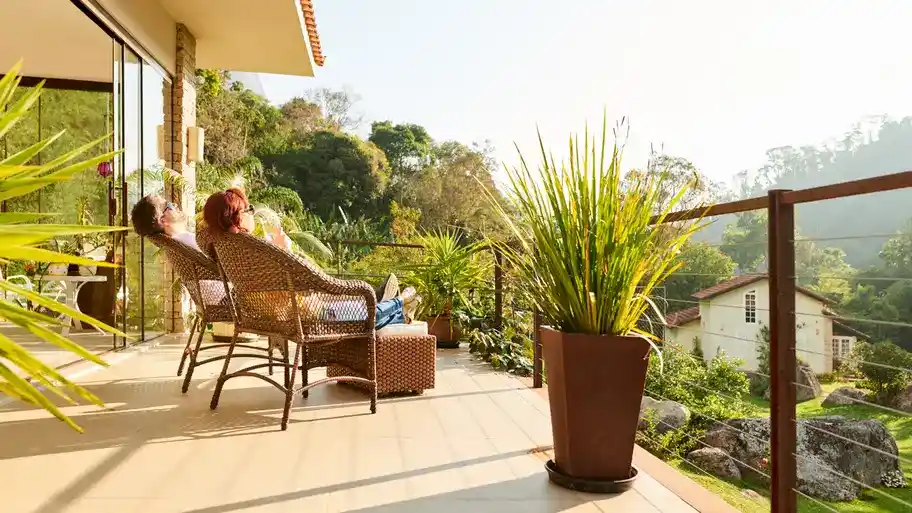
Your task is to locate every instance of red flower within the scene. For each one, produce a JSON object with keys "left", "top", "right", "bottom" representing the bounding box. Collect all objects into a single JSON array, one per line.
[{"left": 97, "top": 161, "right": 113, "bottom": 178}]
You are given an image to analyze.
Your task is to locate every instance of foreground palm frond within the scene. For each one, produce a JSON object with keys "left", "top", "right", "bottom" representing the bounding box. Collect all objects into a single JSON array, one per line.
[
  {"left": 484, "top": 114, "right": 707, "bottom": 338},
  {"left": 0, "top": 61, "right": 127, "bottom": 432}
]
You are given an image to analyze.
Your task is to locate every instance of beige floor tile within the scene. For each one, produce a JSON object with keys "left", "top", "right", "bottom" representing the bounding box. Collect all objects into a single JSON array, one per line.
[
  {"left": 632, "top": 472, "right": 699, "bottom": 513},
  {"left": 587, "top": 489, "right": 664, "bottom": 512},
  {"left": 0, "top": 336, "right": 714, "bottom": 513}
]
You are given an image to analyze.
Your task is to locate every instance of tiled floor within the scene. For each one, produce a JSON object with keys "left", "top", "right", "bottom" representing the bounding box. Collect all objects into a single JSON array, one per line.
[
  {"left": 0, "top": 335, "right": 707, "bottom": 512},
  {"left": 1, "top": 324, "right": 114, "bottom": 375}
]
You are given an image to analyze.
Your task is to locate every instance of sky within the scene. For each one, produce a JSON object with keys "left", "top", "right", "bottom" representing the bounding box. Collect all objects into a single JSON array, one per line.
[{"left": 257, "top": 0, "right": 912, "bottom": 189}]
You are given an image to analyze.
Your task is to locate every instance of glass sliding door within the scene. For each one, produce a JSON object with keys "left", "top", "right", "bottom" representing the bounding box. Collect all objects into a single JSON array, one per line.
[
  {"left": 122, "top": 48, "right": 143, "bottom": 340},
  {"left": 140, "top": 62, "right": 169, "bottom": 339},
  {"left": 113, "top": 41, "right": 172, "bottom": 346}
]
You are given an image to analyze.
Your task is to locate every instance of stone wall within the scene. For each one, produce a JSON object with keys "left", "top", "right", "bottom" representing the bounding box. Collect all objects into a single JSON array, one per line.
[{"left": 165, "top": 24, "right": 197, "bottom": 333}]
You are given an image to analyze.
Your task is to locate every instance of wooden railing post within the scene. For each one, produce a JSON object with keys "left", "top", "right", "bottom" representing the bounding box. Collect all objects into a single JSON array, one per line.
[
  {"left": 768, "top": 189, "right": 797, "bottom": 513},
  {"left": 493, "top": 247, "right": 503, "bottom": 329},
  {"left": 533, "top": 309, "right": 543, "bottom": 388}
]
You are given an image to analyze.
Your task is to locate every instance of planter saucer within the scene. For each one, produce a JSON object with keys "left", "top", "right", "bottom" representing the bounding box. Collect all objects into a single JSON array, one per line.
[{"left": 545, "top": 460, "right": 638, "bottom": 494}]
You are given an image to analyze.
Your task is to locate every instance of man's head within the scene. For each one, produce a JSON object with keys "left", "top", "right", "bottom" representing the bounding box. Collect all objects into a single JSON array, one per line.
[{"left": 131, "top": 195, "right": 186, "bottom": 237}]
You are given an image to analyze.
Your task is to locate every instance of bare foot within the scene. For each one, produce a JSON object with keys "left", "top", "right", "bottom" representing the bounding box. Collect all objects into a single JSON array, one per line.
[{"left": 399, "top": 287, "right": 421, "bottom": 322}]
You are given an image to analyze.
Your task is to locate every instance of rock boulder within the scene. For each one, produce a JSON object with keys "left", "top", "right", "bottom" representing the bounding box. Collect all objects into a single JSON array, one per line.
[
  {"left": 702, "top": 416, "right": 900, "bottom": 502},
  {"left": 763, "top": 361, "right": 822, "bottom": 403},
  {"left": 686, "top": 448, "right": 741, "bottom": 480},
  {"left": 822, "top": 387, "right": 867, "bottom": 407},
  {"left": 638, "top": 396, "right": 690, "bottom": 434},
  {"left": 893, "top": 385, "right": 912, "bottom": 413}
]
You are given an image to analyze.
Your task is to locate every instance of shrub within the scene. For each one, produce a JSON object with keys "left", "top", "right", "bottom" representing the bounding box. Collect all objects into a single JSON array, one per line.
[
  {"left": 645, "top": 344, "right": 750, "bottom": 424},
  {"left": 467, "top": 312, "right": 533, "bottom": 376},
  {"left": 645, "top": 343, "right": 705, "bottom": 405},
  {"left": 703, "top": 352, "right": 750, "bottom": 400},
  {"left": 691, "top": 336, "right": 706, "bottom": 366},
  {"left": 816, "top": 372, "right": 838, "bottom": 385},
  {"left": 636, "top": 411, "right": 696, "bottom": 459},
  {"left": 853, "top": 341, "right": 912, "bottom": 404}
]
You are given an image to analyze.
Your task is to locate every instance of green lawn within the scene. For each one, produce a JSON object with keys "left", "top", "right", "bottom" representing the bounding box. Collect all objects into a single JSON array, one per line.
[{"left": 676, "top": 382, "right": 912, "bottom": 512}]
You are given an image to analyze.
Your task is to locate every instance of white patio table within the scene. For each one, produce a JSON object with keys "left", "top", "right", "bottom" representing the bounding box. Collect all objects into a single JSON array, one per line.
[{"left": 37, "top": 275, "right": 107, "bottom": 336}]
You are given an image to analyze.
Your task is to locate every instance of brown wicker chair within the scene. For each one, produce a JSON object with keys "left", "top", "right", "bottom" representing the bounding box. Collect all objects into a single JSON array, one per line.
[
  {"left": 148, "top": 234, "right": 281, "bottom": 393},
  {"left": 208, "top": 232, "right": 378, "bottom": 430}
]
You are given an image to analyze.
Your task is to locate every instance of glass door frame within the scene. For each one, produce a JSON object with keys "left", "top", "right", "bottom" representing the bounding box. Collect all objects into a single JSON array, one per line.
[{"left": 111, "top": 41, "right": 173, "bottom": 349}]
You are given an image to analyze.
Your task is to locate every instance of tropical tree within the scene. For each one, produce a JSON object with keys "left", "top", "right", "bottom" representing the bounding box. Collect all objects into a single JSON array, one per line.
[
  {"left": 264, "top": 130, "right": 391, "bottom": 220},
  {"left": 662, "top": 242, "right": 735, "bottom": 304},
  {"left": 369, "top": 120, "right": 433, "bottom": 182},
  {"left": 0, "top": 62, "right": 127, "bottom": 431}
]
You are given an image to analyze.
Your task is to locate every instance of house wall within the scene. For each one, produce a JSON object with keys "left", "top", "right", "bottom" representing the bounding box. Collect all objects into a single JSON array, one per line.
[
  {"left": 94, "top": 0, "right": 178, "bottom": 74},
  {"left": 699, "top": 281, "right": 831, "bottom": 374},
  {"left": 164, "top": 24, "right": 197, "bottom": 333},
  {"left": 665, "top": 320, "right": 702, "bottom": 353}
]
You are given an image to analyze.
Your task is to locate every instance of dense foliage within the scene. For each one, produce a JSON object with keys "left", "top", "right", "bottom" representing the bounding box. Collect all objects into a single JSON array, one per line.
[
  {"left": 852, "top": 341, "right": 912, "bottom": 403},
  {"left": 640, "top": 343, "right": 751, "bottom": 456}
]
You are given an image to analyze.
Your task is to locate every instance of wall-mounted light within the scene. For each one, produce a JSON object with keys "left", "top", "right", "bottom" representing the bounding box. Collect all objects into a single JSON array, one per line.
[
  {"left": 156, "top": 125, "right": 165, "bottom": 161},
  {"left": 187, "top": 126, "right": 205, "bottom": 163}
]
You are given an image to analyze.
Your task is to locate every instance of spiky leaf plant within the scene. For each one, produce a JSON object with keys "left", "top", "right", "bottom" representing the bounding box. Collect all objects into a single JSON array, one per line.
[
  {"left": 0, "top": 61, "right": 127, "bottom": 432},
  {"left": 484, "top": 115, "right": 705, "bottom": 347}
]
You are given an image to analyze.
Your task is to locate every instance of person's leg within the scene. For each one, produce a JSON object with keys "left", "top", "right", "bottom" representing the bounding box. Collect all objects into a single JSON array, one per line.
[{"left": 375, "top": 297, "right": 406, "bottom": 329}]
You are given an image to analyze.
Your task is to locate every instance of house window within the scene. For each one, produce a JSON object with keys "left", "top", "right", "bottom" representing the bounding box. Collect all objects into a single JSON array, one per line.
[
  {"left": 832, "top": 336, "right": 853, "bottom": 358},
  {"left": 744, "top": 290, "right": 757, "bottom": 324}
]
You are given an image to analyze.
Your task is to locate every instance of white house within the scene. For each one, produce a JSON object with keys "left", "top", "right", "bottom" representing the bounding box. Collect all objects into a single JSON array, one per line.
[{"left": 664, "top": 274, "right": 867, "bottom": 374}]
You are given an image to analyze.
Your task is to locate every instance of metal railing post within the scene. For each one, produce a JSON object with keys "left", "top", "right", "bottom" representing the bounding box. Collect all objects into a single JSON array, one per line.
[
  {"left": 493, "top": 247, "right": 503, "bottom": 329},
  {"left": 768, "top": 189, "right": 797, "bottom": 513},
  {"left": 533, "top": 308, "right": 543, "bottom": 388}
]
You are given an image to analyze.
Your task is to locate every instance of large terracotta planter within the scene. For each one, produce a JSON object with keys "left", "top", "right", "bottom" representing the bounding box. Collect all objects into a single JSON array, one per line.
[
  {"left": 426, "top": 314, "right": 461, "bottom": 348},
  {"left": 541, "top": 326, "right": 651, "bottom": 491}
]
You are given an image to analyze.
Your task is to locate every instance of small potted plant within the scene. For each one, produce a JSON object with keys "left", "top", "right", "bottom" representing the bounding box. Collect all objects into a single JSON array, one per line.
[
  {"left": 485, "top": 118, "right": 704, "bottom": 492},
  {"left": 408, "top": 230, "right": 489, "bottom": 348}
]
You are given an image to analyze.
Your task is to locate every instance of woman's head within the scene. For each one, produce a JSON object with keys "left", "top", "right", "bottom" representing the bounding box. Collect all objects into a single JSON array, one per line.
[
  {"left": 131, "top": 195, "right": 186, "bottom": 237},
  {"left": 203, "top": 188, "right": 255, "bottom": 235}
]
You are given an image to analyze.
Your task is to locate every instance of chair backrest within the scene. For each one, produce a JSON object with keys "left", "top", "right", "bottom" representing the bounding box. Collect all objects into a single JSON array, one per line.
[
  {"left": 210, "top": 231, "right": 376, "bottom": 341},
  {"left": 147, "top": 234, "right": 228, "bottom": 315}
]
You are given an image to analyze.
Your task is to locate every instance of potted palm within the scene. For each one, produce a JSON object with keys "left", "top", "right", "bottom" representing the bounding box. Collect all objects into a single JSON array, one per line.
[
  {"left": 486, "top": 118, "right": 704, "bottom": 492},
  {"left": 408, "top": 230, "right": 489, "bottom": 348}
]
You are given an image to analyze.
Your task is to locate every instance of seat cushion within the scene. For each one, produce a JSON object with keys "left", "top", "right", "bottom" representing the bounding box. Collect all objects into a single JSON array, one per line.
[{"left": 377, "top": 321, "right": 428, "bottom": 337}]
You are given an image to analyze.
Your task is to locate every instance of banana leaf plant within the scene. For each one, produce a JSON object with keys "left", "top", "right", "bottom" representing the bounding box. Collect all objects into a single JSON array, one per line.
[{"left": 0, "top": 61, "right": 128, "bottom": 432}]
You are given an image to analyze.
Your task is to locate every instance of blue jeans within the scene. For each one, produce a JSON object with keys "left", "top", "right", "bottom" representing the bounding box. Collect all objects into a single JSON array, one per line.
[
  {"left": 324, "top": 298, "right": 405, "bottom": 329},
  {"left": 375, "top": 297, "right": 406, "bottom": 329}
]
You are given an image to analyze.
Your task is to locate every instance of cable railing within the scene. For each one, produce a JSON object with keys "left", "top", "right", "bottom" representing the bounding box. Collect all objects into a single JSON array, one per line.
[
  {"left": 547, "top": 170, "right": 912, "bottom": 513},
  {"left": 323, "top": 170, "right": 912, "bottom": 512}
]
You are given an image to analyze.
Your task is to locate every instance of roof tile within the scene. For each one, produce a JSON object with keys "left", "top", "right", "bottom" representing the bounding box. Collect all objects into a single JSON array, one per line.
[
  {"left": 300, "top": 0, "right": 325, "bottom": 67},
  {"left": 665, "top": 306, "right": 700, "bottom": 327}
]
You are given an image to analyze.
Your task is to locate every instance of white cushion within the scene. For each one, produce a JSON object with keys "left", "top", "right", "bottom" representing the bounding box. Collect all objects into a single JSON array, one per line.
[{"left": 377, "top": 321, "right": 428, "bottom": 337}]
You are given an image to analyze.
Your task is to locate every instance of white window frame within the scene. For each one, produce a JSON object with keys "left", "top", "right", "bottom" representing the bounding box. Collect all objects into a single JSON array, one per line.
[
  {"left": 832, "top": 336, "right": 853, "bottom": 358},
  {"left": 744, "top": 290, "right": 757, "bottom": 324}
]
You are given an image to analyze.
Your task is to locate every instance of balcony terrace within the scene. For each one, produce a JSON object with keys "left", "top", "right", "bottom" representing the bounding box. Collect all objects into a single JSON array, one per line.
[{"left": 0, "top": 335, "right": 734, "bottom": 513}]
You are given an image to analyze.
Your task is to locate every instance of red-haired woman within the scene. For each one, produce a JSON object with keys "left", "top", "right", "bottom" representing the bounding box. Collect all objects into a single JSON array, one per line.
[{"left": 201, "top": 188, "right": 418, "bottom": 329}]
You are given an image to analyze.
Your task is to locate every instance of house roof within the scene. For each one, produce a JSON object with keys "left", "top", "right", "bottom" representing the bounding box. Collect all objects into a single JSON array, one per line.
[
  {"left": 831, "top": 319, "right": 870, "bottom": 340},
  {"left": 665, "top": 306, "right": 700, "bottom": 327},
  {"left": 691, "top": 274, "right": 834, "bottom": 305},
  {"left": 300, "top": 0, "right": 325, "bottom": 66}
]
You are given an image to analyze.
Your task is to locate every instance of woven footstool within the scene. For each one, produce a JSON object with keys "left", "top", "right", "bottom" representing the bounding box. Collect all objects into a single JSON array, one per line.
[{"left": 327, "top": 323, "right": 436, "bottom": 396}]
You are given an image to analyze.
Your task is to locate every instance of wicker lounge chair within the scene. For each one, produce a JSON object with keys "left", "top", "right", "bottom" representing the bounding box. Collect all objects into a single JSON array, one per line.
[
  {"left": 208, "top": 231, "right": 378, "bottom": 430},
  {"left": 148, "top": 234, "right": 281, "bottom": 393}
]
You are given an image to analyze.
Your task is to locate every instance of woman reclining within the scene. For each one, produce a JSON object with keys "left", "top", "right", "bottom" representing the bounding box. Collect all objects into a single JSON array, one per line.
[{"left": 200, "top": 188, "right": 418, "bottom": 330}]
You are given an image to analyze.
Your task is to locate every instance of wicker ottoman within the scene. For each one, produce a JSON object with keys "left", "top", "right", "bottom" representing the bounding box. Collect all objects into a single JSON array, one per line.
[{"left": 327, "top": 329, "right": 436, "bottom": 396}]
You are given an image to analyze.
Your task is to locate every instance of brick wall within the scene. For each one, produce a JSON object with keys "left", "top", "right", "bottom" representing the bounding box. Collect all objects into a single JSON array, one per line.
[{"left": 165, "top": 24, "right": 198, "bottom": 333}]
